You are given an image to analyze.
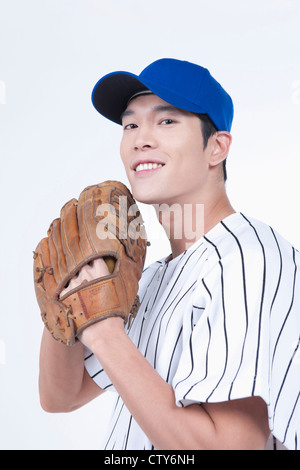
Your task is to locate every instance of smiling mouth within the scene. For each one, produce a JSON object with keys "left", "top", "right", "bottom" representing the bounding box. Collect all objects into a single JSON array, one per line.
[{"left": 135, "top": 162, "right": 164, "bottom": 172}]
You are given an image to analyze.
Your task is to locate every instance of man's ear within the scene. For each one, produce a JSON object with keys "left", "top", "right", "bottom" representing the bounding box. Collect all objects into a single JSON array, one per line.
[{"left": 209, "top": 132, "right": 232, "bottom": 167}]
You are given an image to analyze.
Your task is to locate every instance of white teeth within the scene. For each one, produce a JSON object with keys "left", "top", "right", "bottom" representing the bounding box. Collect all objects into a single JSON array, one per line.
[{"left": 135, "top": 163, "right": 163, "bottom": 172}]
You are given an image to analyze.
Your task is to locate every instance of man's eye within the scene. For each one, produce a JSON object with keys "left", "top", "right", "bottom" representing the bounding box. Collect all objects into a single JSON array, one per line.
[
  {"left": 124, "top": 123, "right": 138, "bottom": 130},
  {"left": 161, "top": 119, "right": 174, "bottom": 125}
]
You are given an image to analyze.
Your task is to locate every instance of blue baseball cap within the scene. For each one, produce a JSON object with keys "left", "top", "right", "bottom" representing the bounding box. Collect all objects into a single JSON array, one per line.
[{"left": 91, "top": 58, "right": 234, "bottom": 132}]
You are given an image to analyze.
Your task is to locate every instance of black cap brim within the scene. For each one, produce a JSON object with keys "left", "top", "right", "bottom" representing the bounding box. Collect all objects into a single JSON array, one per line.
[{"left": 91, "top": 72, "right": 149, "bottom": 125}]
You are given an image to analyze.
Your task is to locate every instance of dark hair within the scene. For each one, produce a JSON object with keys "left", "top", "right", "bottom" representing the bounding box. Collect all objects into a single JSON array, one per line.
[{"left": 197, "top": 114, "right": 227, "bottom": 182}]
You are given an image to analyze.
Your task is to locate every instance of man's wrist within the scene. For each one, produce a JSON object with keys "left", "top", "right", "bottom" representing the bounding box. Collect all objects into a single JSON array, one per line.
[{"left": 79, "top": 316, "right": 126, "bottom": 351}]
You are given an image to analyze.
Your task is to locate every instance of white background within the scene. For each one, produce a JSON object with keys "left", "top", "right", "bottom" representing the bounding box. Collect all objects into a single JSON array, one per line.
[{"left": 0, "top": 0, "right": 299, "bottom": 450}]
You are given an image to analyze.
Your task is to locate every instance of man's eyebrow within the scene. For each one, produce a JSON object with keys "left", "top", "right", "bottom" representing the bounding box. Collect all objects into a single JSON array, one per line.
[
  {"left": 152, "top": 104, "right": 182, "bottom": 114},
  {"left": 120, "top": 104, "right": 182, "bottom": 121},
  {"left": 120, "top": 109, "right": 135, "bottom": 121}
]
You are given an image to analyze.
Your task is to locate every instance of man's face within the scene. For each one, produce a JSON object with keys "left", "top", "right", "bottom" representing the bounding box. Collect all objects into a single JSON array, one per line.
[{"left": 120, "top": 94, "right": 211, "bottom": 206}]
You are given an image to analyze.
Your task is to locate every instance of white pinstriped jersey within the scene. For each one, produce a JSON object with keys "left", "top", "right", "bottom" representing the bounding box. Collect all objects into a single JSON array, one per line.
[{"left": 84, "top": 212, "right": 300, "bottom": 450}]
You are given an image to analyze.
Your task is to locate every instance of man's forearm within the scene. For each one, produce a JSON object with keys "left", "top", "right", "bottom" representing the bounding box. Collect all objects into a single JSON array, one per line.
[
  {"left": 82, "top": 318, "right": 269, "bottom": 450},
  {"left": 82, "top": 319, "right": 217, "bottom": 450},
  {"left": 39, "top": 327, "right": 93, "bottom": 412}
]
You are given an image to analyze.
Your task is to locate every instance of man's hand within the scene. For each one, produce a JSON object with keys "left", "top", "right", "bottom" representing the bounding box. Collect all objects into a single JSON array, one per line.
[
  {"left": 60, "top": 258, "right": 110, "bottom": 297},
  {"left": 33, "top": 181, "right": 147, "bottom": 346},
  {"left": 60, "top": 258, "right": 125, "bottom": 348}
]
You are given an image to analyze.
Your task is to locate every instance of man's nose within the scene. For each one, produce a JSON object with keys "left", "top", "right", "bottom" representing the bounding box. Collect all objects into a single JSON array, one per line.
[{"left": 133, "top": 126, "right": 157, "bottom": 151}]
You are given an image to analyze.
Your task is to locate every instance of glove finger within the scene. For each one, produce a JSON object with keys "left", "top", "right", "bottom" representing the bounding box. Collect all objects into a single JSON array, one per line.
[
  {"left": 33, "top": 238, "right": 47, "bottom": 284},
  {"left": 78, "top": 182, "right": 123, "bottom": 254},
  {"left": 60, "top": 198, "right": 85, "bottom": 273},
  {"left": 77, "top": 184, "right": 100, "bottom": 258},
  {"left": 47, "top": 218, "right": 68, "bottom": 284},
  {"left": 33, "top": 237, "right": 58, "bottom": 297}
]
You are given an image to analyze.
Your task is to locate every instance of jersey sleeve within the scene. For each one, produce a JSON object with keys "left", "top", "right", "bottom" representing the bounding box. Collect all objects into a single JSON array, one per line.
[{"left": 172, "top": 219, "right": 300, "bottom": 450}]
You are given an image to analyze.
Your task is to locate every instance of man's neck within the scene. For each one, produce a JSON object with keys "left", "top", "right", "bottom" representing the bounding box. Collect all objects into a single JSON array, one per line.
[{"left": 156, "top": 192, "right": 235, "bottom": 260}]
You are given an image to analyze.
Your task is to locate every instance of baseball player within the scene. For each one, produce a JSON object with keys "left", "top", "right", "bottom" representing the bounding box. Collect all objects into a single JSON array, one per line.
[{"left": 35, "top": 59, "right": 300, "bottom": 450}]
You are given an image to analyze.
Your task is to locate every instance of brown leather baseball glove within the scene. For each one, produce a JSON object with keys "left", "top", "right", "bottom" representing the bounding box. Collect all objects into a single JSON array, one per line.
[{"left": 33, "top": 181, "right": 148, "bottom": 346}]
